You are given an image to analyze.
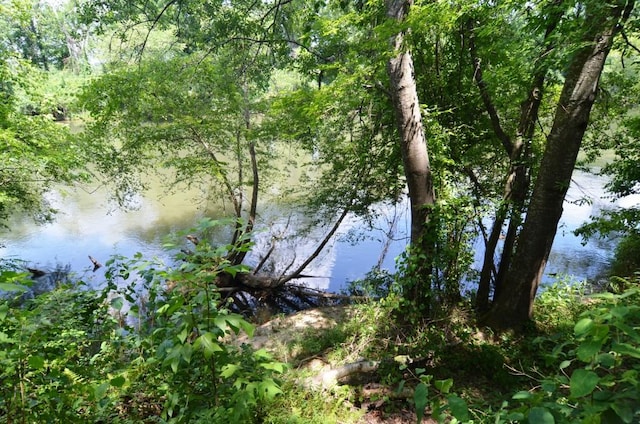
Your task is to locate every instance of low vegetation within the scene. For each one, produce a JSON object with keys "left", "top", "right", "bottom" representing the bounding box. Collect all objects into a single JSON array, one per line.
[{"left": 2, "top": 239, "right": 639, "bottom": 423}]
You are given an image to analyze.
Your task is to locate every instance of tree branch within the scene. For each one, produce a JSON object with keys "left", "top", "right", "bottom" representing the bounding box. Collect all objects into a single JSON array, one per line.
[
  {"left": 466, "top": 21, "right": 513, "bottom": 155},
  {"left": 278, "top": 207, "right": 350, "bottom": 285}
]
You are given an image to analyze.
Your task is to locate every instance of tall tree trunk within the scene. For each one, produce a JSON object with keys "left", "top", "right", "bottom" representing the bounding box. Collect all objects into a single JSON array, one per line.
[
  {"left": 471, "top": 2, "right": 563, "bottom": 312},
  {"left": 386, "top": 0, "right": 435, "bottom": 250},
  {"left": 386, "top": 0, "right": 436, "bottom": 301},
  {"left": 483, "top": 1, "right": 635, "bottom": 330}
]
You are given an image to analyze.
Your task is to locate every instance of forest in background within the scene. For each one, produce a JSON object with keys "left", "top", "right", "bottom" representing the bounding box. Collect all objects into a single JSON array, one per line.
[{"left": 2, "top": 0, "right": 640, "bottom": 422}]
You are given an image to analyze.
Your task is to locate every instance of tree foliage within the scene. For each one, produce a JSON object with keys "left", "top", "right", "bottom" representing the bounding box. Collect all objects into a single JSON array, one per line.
[{"left": 0, "top": 50, "right": 88, "bottom": 226}]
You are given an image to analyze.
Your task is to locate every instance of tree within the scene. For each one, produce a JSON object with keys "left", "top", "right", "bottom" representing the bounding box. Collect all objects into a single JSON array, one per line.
[
  {"left": 483, "top": 0, "right": 636, "bottom": 329},
  {"left": 77, "top": 2, "right": 371, "bottom": 308},
  {"left": 0, "top": 50, "right": 88, "bottom": 226},
  {"left": 471, "top": 0, "right": 564, "bottom": 312},
  {"left": 0, "top": 0, "right": 76, "bottom": 71},
  {"left": 386, "top": 0, "right": 436, "bottom": 293}
]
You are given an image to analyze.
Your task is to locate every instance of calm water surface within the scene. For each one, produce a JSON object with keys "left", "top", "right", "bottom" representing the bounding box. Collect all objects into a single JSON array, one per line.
[{"left": 1, "top": 169, "right": 635, "bottom": 292}]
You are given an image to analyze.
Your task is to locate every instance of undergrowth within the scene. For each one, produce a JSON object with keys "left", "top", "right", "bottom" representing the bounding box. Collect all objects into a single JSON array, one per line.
[{"left": 2, "top": 238, "right": 639, "bottom": 423}]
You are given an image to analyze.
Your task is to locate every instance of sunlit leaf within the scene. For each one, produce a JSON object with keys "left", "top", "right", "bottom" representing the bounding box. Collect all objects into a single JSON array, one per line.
[
  {"left": 512, "top": 391, "right": 534, "bottom": 400},
  {"left": 259, "top": 362, "right": 287, "bottom": 373},
  {"left": 0, "top": 283, "right": 27, "bottom": 292},
  {"left": 194, "top": 332, "right": 223, "bottom": 359},
  {"left": 434, "top": 378, "right": 453, "bottom": 394},
  {"left": 221, "top": 363, "right": 240, "bottom": 378},
  {"left": 259, "top": 378, "right": 283, "bottom": 398},
  {"left": 574, "top": 318, "right": 594, "bottom": 336}
]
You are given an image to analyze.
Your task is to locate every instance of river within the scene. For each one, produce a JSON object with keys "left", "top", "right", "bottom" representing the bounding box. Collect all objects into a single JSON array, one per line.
[{"left": 0, "top": 168, "right": 634, "bottom": 293}]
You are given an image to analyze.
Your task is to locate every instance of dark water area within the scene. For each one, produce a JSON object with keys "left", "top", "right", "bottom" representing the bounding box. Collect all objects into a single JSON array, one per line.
[{"left": 1, "top": 169, "right": 636, "bottom": 294}]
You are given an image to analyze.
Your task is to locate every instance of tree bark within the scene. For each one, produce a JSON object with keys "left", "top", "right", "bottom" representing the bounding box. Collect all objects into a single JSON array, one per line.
[
  {"left": 386, "top": 0, "right": 436, "bottom": 281},
  {"left": 483, "top": 1, "right": 635, "bottom": 330},
  {"left": 471, "top": 2, "right": 563, "bottom": 312}
]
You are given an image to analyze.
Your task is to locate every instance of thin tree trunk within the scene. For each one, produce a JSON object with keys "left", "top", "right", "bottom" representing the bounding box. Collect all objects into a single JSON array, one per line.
[
  {"left": 230, "top": 85, "right": 258, "bottom": 265},
  {"left": 386, "top": 0, "right": 436, "bottom": 301},
  {"left": 484, "top": 1, "right": 634, "bottom": 330}
]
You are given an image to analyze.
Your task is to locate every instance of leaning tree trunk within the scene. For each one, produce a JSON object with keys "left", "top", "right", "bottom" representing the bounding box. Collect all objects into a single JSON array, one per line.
[
  {"left": 483, "top": 1, "right": 635, "bottom": 330},
  {"left": 386, "top": 0, "right": 436, "bottom": 297}
]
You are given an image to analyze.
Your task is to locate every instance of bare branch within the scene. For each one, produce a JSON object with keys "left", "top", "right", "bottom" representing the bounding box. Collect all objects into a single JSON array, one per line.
[
  {"left": 192, "top": 129, "right": 242, "bottom": 218},
  {"left": 467, "top": 23, "right": 513, "bottom": 155},
  {"left": 279, "top": 207, "right": 350, "bottom": 285},
  {"left": 137, "top": 0, "right": 180, "bottom": 61},
  {"left": 621, "top": 30, "right": 640, "bottom": 55}
]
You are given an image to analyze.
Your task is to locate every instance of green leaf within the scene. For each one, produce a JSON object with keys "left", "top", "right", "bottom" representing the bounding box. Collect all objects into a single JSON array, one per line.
[
  {"left": 0, "top": 303, "right": 7, "bottom": 321},
  {"left": 574, "top": 318, "right": 594, "bottom": 336},
  {"left": 259, "top": 378, "right": 283, "bottom": 398},
  {"left": 221, "top": 363, "right": 240, "bottom": 378},
  {"left": 528, "top": 406, "right": 555, "bottom": 424},
  {"left": 612, "top": 342, "right": 640, "bottom": 359},
  {"left": 577, "top": 340, "right": 604, "bottom": 362},
  {"left": 434, "top": 378, "right": 453, "bottom": 394},
  {"left": 611, "top": 400, "right": 634, "bottom": 424},
  {"left": 194, "top": 332, "right": 223, "bottom": 359},
  {"left": 215, "top": 314, "right": 254, "bottom": 336},
  {"left": 570, "top": 369, "right": 600, "bottom": 398},
  {"left": 447, "top": 395, "right": 469, "bottom": 422},
  {"left": 260, "top": 361, "right": 287, "bottom": 373},
  {"left": 0, "top": 283, "right": 27, "bottom": 292},
  {"left": 110, "top": 376, "right": 126, "bottom": 387},
  {"left": 596, "top": 352, "right": 616, "bottom": 368},
  {"left": 512, "top": 391, "right": 534, "bottom": 400},
  {"left": 559, "top": 360, "right": 572, "bottom": 369},
  {"left": 414, "top": 382, "right": 428, "bottom": 424},
  {"left": 28, "top": 355, "right": 45, "bottom": 370},
  {"left": 177, "top": 327, "right": 189, "bottom": 344},
  {"left": 0, "top": 331, "right": 15, "bottom": 344},
  {"left": 591, "top": 324, "right": 610, "bottom": 341},
  {"left": 110, "top": 297, "right": 124, "bottom": 311},
  {"left": 610, "top": 306, "right": 630, "bottom": 319},
  {"left": 94, "top": 383, "right": 109, "bottom": 400},
  {"left": 541, "top": 382, "right": 557, "bottom": 393}
]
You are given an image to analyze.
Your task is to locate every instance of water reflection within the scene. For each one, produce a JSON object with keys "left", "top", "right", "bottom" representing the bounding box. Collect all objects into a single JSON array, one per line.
[{"left": 0, "top": 169, "right": 634, "bottom": 291}]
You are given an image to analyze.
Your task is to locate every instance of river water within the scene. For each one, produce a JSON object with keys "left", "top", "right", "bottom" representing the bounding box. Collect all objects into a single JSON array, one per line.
[{"left": 0, "top": 169, "right": 634, "bottom": 292}]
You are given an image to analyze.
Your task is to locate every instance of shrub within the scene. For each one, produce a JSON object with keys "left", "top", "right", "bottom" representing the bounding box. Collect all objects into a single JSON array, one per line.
[{"left": 502, "top": 286, "right": 640, "bottom": 423}]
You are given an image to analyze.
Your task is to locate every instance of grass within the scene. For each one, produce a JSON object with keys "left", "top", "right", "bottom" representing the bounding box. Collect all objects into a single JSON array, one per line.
[{"left": 256, "top": 278, "right": 603, "bottom": 423}]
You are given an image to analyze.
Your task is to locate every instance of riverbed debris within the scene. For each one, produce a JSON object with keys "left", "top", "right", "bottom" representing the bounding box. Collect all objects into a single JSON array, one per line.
[{"left": 88, "top": 255, "right": 102, "bottom": 272}]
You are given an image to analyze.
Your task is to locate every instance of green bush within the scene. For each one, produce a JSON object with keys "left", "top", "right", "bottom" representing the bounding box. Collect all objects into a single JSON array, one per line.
[
  {"left": 501, "top": 287, "right": 640, "bottom": 423},
  {"left": 611, "top": 233, "right": 640, "bottom": 279},
  {"left": 0, "top": 279, "right": 120, "bottom": 423},
  {"left": 0, "top": 219, "right": 286, "bottom": 423}
]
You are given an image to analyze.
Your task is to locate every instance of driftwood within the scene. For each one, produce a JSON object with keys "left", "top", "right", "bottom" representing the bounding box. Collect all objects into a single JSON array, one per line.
[
  {"left": 88, "top": 255, "right": 102, "bottom": 272},
  {"left": 305, "top": 360, "right": 380, "bottom": 389}
]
